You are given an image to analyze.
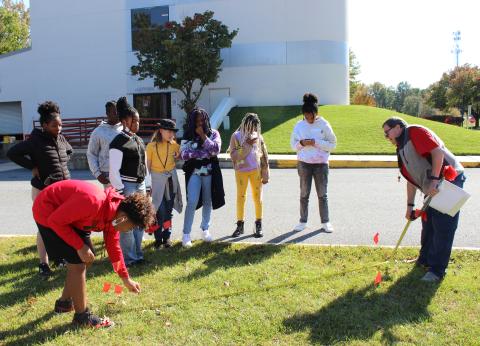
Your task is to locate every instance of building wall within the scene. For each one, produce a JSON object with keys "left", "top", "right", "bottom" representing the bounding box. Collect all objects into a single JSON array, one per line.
[
  {"left": 0, "top": 0, "right": 348, "bottom": 134},
  {"left": 0, "top": 0, "right": 130, "bottom": 133},
  {"left": 127, "top": 0, "right": 348, "bottom": 129}
]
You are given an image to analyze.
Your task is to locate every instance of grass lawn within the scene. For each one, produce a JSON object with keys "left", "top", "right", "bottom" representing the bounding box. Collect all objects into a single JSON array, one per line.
[
  {"left": 1, "top": 237, "right": 479, "bottom": 345},
  {"left": 220, "top": 105, "right": 480, "bottom": 155}
]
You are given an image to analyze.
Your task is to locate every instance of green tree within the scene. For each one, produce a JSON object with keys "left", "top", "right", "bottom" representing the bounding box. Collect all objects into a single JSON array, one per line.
[
  {"left": 401, "top": 95, "right": 422, "bottom": 116},
  {"left": 393, "top": 81, "right": 412, "bottom": 112},
  {"left": 349, "top": 49, "right": 361, "bottom": 102},
  {"left": 131, "top": 11, "right": 238, "bottom": 116},
  {"left": 369, "top": 82, "right": 395, "bottom": 109},
  {"left": 445, "top": 64, "right": 480, "bottom": 115},
  {"left": 0, "top": 0, "right": 30, "bottom": 55},
  {"left": 425, "top": 73, "right": 449, "bottom": 111}
]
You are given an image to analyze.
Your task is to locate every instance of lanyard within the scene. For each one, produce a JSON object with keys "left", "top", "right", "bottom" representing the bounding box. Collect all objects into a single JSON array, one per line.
[{"left": 155, "top": 142, "right": 170, "bottom": 170}]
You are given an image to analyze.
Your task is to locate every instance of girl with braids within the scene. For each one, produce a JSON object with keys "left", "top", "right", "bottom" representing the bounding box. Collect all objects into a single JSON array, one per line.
[
  {"left": 180, "top": 108, "right": 225, "bottom": 247},
  {"left": 146, "top": 119, "right": 183, "bottom": 249},
  {"left": 32, "top": 180, "right": 155, "bottom": 328},
  {"left": 228, "top": 113, "right": 270, "bottom": 238},
  {"left": 7, "top": 101, "right": 72, "bottom": 278},
  {"left": 109, "top": 96, "right": 150, "bottom": 266},
  {"left": 290, "top": 93, "right": 337, "bottom": 233}
]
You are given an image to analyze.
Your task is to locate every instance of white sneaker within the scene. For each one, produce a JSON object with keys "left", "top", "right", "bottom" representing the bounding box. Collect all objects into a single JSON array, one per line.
[
  {"left": 202, "top": 229, "right": 213, "bottom": 242},
  {"left": 182, "top": 234, "right": 192, "bottom": 248},
  {"left": 294, "top": 223, "right": 307, "bottom": 232},
  {"left": 322, "top": 222, "right": 334, "bottom": 233}
]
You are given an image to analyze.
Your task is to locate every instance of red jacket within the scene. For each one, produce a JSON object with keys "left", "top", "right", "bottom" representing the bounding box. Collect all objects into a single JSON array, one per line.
[{"left": 33, "top": 180, "right": 129, "bottom": 278}]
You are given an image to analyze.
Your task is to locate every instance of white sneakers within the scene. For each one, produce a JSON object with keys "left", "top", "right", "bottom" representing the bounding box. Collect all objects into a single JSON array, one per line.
[
  {"left": 321, "top": 222, "right": 334, "bottom": 233},
  {"left": 182, "top": 234, "right": 192, "bottom": 248},
  {"left": 293, "top": 222, "right": 334, "bottom": 232},
  {"left": 202, "top": 229, "right": 213, "bottom": 242},
  {"left": 294, "top": 223, "right": 308, "bottom": 232},
  {"left": 182, "top": 229, "right": 213, "bottom": 248}
]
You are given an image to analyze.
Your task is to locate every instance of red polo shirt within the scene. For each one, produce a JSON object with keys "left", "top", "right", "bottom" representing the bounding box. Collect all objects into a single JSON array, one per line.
[{"left": 33, "top": 180, "right": 129, "bottom": 278}]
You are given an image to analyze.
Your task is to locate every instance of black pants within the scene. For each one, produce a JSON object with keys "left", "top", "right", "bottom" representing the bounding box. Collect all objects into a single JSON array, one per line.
[{"left": 37, "top": 223, "right": 95, "bottom": 264}]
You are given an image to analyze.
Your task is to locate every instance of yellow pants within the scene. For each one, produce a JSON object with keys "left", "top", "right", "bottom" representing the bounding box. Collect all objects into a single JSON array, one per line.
[{"left": 235, "top": 169, "right": 263, "bottom": 221}]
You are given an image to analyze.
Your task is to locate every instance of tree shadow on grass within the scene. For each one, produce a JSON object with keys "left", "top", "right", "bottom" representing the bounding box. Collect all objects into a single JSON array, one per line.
[
  {"left": 13, "top": 244, "right": 37, "bottom": 255},
  {"left": 0, "top": 239, "right": 230, "bottom": 310},
  {"left": 283, "top": 268, "right": 440, "bottom": 344},
  {"left": 0, "top": 242, "right": 137, "bottom": 309},
  {"left": 0, "top": 311, "right": 71, "bottom": 346},
  {"left": 175, "top": 241, "right": 283, "bottom": 282}
]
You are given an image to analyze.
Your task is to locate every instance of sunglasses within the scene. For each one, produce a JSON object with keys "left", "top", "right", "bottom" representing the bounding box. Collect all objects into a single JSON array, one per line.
[
  {"left": 111, "top": 216, "right": 128, "bottom": 227},
  {"left": 384, "top": 127, "right": 394, "bottom": 138}
]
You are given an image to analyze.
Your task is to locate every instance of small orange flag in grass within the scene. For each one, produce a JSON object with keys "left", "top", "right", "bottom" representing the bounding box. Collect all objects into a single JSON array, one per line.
[
  {"left": 102, "top": 282, "right": 111, "bottom": 293},
  {"left": 114, "top": 285, "right": 123, "bottom": 295},
  {"left": 374, "top": 272, "right": 382, "bottom": 286},
  {"left": 373, "top": 233, "right": 379, "bottom": 245}
]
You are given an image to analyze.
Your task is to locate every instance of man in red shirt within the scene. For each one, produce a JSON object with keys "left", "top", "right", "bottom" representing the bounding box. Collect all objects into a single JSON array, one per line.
[
  {"left": 33, "top": 180, "right": 155, "bottom": 328},
  {"left": 382, "top": 117, "right": 465, "bottom": 282}
]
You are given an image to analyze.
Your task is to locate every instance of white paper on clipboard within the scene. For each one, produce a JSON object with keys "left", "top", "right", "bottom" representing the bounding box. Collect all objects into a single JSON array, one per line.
[{"left": 429, "top": 180, "right": 471, "bottom": 217}]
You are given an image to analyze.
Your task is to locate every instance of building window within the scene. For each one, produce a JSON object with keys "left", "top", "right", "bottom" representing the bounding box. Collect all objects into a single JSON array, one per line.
[
  {"left": 134, "top": 93, "right": 172, "bottom": 119},
  {"left": 131, "top": 6, "right": 169, "bottom": 51}
]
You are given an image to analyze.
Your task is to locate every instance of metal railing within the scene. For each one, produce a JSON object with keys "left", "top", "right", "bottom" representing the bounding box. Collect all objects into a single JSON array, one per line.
[{"left": 31, "top": 117, "right": 167, "bottom": 147}]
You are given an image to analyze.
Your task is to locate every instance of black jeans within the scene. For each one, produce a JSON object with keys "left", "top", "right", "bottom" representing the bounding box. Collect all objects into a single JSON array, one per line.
[
  {"left": 297, "top": 161, "right": 329, "bottom": 224},
  {"left": 154, "top": 193, "right": 175, "bottom": 243},
  {"left": 419, "top": 173, "right": 466, "bottom": 277}
]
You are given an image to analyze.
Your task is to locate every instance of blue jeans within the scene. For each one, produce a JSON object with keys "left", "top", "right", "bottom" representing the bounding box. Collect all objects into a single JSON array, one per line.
[
  {"left": 154, "top": 193, "right": 175, "bottom": 244},
  {"left": 183, "top": 174, "right": 212, "bottom": 234},
  {"left": 119, "top": 181, "right": 145, "bottom": 265},
  {"left": 419, "top": 173, "right": 466, "bottom": 278}
]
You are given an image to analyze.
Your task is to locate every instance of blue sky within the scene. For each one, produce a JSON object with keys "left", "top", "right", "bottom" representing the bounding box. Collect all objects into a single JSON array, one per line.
[
  {"left": 349, "top": 0, "right": 480, "bottom": 89},
  {"left": 19, "top": 0, "right": 480, "bottom": 89}
]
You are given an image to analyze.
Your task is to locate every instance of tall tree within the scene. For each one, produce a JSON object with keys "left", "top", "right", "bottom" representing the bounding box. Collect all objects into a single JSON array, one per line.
[
  {"left": 349, "top": 49, "right": 361, "bottom": 102},
  {"left": 369, "top": 82, "right": 395, "bottom": 109},
  {"left": 393, "top": 81, "right": 412, "bottom": 112},
  {"left": 131, "top": 11, "right": 238, "bottom": 116},
  {"left": 425, "top": 73, "right": 449, "bottom": 111},
  {"left": 445, "top": 64, "right": 480, "bottom": 115},
  {"left": 401, "top": 95, "right": 422, "bottom": 116},
  {"left": 0, "top": 0, "right": 30, "bottom": 55}
]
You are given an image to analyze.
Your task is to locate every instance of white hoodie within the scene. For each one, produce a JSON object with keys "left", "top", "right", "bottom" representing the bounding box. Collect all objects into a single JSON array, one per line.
[
  {"left": 290, "top": 117, "right": 337, "bottom": 164},
  {"left": 87, "top": 121, "right": 122, "bottom": 177}
]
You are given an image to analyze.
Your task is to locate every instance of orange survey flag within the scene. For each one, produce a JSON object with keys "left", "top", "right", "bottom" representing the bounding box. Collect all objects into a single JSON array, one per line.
[
  {"left": 102, "top": 282, "right": 111, "bottom": 292},
  {"left": 374, "top": 272, "right": 382, "bottom": 286},
  {"left": 114, "top": 285, "right": 123, "bottom": 295}
]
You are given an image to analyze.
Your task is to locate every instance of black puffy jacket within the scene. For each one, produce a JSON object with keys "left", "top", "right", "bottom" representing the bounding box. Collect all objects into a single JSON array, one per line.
[{"left": 7, "top": 128, "right": 73, "bottom": 190}]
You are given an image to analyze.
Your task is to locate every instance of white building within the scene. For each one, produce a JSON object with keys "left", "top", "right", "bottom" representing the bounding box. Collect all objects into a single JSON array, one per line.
[{"left": 0, "top": 0, "right": 348, "bottom": 136}]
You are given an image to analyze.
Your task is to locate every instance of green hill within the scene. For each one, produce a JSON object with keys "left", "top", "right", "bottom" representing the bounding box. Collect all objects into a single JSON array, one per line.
[{"left": 220, "top": 105, "right": 480, "bottom": 155}]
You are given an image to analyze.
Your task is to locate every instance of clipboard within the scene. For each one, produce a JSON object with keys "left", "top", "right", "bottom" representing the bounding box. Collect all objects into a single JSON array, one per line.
[{"left": 429, "top": 180, "right": 471, "bottom": 217}]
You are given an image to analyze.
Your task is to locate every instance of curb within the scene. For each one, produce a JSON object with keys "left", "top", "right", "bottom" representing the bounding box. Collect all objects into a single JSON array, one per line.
[
  {"left": 1, "top": 234, "right": 478, "bottom": 251},
  {"left": 214, "top": 154, "right": 480, "bottom": 169},
  {"left": 1, "top": 152, "right": 479, "bottom": 172}
]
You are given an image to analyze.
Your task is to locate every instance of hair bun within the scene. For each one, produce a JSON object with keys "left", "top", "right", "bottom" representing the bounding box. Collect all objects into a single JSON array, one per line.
[
  {"left": 37, "top": 101, "right": 60, "bottom": 117},
  {"left": 303, "top": 93, "right": 318, "bottom": 105},
  {"left": 116, "top": 96, "right": 129, "bottom": 113}
]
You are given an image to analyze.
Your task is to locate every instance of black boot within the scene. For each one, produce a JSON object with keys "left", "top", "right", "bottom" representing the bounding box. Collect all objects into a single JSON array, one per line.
[
  {"left": 254, "top": 220, "right": 263, "bottom": 238},
  {"left": 232, "top": 221, "right": 244, "bottom": 238},
  {"left": 162, "top": 229, "right": 172, "bottom": 248},
  {"left": 38, "top": 263, "right": 53, "bottom": 279}
]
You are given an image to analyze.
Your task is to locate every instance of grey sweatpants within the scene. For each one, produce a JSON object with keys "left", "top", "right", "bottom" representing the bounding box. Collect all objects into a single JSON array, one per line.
[{"left": 297, "top": 161, "right": 329, "bottom": 224}]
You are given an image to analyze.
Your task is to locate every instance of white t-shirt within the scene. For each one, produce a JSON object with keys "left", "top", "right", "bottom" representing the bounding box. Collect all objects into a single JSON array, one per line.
[{"left": 290, "top": 117, "right": 337, "bottom": 164}]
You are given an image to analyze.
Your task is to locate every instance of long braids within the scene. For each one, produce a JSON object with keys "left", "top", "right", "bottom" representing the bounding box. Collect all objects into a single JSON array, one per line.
[{"left": 238, "top": 113, "right": 261, "bottom": 144}]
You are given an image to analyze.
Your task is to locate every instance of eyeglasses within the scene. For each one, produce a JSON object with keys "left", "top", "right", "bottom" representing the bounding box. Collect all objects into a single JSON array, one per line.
[
  {"left": 111, "top": 216, "right": 128, "bottom": 227},
  {"left": 384, "top": 127, "right": 394, "bottom": 138}
]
